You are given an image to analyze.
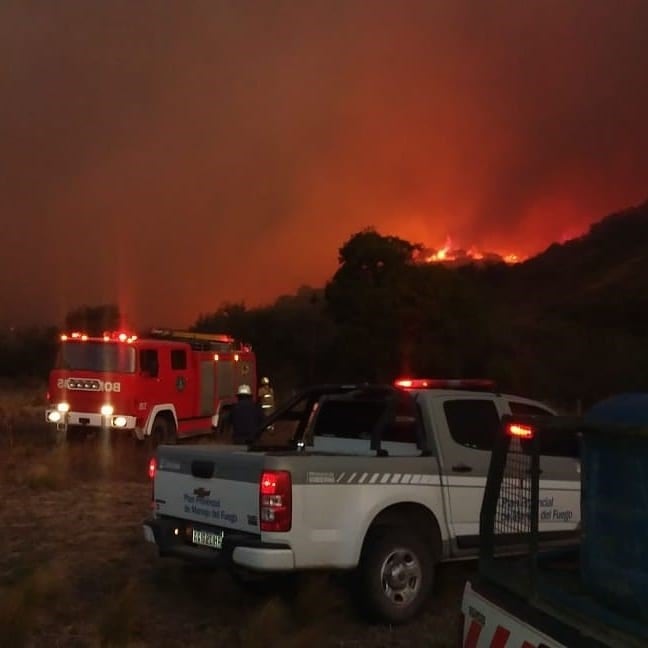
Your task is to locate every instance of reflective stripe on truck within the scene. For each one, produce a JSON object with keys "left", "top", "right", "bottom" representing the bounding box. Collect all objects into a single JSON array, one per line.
[{"left": 461, "top": 582, "right": 562, "bottom": 648}]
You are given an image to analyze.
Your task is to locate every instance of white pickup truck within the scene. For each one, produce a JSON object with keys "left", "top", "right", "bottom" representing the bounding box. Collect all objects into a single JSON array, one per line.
[{"left": 143, "top": 379, "right": 580, "bottom": 623}]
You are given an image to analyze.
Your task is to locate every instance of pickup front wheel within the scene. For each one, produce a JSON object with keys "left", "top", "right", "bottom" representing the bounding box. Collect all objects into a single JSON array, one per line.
[{"left": 360, "top": 528, "right": 434, "bottom": 624}]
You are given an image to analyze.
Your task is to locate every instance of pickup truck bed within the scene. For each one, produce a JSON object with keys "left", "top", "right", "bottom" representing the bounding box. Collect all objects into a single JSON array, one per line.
[
  {"left": 462, "top": 410, "right": 648, "bottom": 648},
  {"left": 465, "top": 547, "right": 648, "bottom": 648}
]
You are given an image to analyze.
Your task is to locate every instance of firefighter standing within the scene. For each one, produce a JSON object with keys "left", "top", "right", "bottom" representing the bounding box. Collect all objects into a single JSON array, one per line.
[
  {"left": 230, "top": 384, "right": 264, "bottom": 445},
  {"left": 258, "top": 376, "right": 275, "bottom": 415}
]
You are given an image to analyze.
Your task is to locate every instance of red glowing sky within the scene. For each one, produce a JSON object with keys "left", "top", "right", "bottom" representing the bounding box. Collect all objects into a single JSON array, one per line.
[{"left": 1, "top": 1, "right": 647, "bottom": 328}]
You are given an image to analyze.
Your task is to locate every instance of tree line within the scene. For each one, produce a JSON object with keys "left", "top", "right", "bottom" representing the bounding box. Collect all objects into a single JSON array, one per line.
[{"left": 3, "top": 222, "right": 648, "bottom": 412}]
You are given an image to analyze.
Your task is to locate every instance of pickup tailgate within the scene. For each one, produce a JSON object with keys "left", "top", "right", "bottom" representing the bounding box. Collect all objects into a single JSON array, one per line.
[{"left": 154, "top": 445, "right": 265, "bottom": 534}]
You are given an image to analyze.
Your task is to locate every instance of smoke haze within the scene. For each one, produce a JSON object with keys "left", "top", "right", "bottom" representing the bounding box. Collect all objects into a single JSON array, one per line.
[{"left": 2, "top": 0, "right": 647, "bottom": 326}]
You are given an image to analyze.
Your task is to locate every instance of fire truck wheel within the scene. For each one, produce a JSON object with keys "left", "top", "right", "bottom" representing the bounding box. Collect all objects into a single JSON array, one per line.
[
  {"left": 216, "top": 409, "right": 231, "bottom": 437},
  {"left": 151, "top": 415, "right": 177, "bottom": 446}
]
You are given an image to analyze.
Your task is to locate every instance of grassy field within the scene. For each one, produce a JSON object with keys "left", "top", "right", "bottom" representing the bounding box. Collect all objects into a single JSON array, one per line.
[{"left": 0, "top": 385, "right": 473, "bottom": 647}]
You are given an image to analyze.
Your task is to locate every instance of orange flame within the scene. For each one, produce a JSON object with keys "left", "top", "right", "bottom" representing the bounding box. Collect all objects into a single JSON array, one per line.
[{"left": 424, "top": 236, "right": 523, "bottom": 266}]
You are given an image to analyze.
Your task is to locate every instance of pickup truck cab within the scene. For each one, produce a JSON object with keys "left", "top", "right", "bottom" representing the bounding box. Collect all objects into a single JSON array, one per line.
[{"left": 144, "top": 379, "right": 580, "bottom": 623}]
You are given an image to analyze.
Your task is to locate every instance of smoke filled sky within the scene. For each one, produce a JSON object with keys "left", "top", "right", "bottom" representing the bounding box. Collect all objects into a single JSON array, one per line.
[{"left": 2, "top": 0, "right": 648, "bottom": 328}]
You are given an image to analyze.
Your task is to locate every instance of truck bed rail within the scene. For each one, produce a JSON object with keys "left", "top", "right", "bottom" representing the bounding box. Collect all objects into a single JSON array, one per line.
[
  {"left": 478, "top": 414, "right": 648, "bottom": 646},
  {"left": 479, "top": 415, "right": 592, "bottom": 593}
]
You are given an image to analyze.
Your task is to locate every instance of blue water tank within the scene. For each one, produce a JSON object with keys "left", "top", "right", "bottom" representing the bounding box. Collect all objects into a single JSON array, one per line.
[{"left": 581, "top": 393, "right": 648, "bottom": 620}]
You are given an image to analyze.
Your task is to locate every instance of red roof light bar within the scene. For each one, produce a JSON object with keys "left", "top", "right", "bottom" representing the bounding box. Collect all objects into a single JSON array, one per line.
[
  {"left": 60, "top": 331, "right": 138, "bottom": 343},
  {"left": 394, "top": 378, "right": 496, "bottom": 391}
]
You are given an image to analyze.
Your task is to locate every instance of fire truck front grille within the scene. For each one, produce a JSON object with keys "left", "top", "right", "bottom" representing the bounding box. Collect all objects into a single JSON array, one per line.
[{"left": 65, "top": 378, "right": 102, "bottom": 391}]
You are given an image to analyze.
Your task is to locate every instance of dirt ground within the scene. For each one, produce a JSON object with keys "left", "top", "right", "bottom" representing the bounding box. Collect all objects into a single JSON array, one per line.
[{"left": 0, "top": 407, "right": 474, "bottom": 647}]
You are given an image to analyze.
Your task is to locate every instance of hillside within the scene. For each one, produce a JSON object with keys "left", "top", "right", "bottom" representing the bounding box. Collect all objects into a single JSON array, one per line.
[{"left": 507, "top": 200, "right": 648, "bottom": 330}]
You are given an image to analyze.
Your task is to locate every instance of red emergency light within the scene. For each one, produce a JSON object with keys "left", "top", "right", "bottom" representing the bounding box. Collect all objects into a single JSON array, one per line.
[
  {"left": 506, "top": 422, "right": 534, "bottom": 439},
  {"left": 102, "top": 331, "right": 138, "bottom": 343},
  {"left": 394, "top": 378, "right": 496, "bottom": 391},
  {"left": 60, "top": 330, "right": 138, "bottom": 343},
  {"left": 60, "top": 331, "right": 88, "bottom": 341}
]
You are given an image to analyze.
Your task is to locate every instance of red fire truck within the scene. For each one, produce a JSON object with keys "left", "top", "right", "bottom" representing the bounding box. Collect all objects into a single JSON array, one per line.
[{"left": 45, "top": 328, "right": 257, "bottom": 444}]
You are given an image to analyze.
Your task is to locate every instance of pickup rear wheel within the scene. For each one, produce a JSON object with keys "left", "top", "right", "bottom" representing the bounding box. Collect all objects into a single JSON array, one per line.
[{"left": 360, "top": 527, "right": 434, "bottom": 624}]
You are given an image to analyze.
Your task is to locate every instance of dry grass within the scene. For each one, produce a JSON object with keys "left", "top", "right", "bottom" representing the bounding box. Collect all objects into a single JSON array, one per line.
[
  {"left": 98, "top": 579, "right": 145, "bottom": 646},
  {"left": 2, "top": 444, "right": 71, "bottom": 491},
  {"left": 24, "top": 447, "right": 73, "bottom": 490},
  {"left": 240, "top": 597, "right": 292, "bottom": 647},
  {"left": 0, "top": 382, "right": 49, "bottom": 450},
  {"left": 237, "top": 574, "right": 349, "bottom": 648},
  {"left": 0, "top": 563, "right": 68, "bottom": 647},
  {"left": 0, "top": 382, "right": 45, "bottom": 411}
]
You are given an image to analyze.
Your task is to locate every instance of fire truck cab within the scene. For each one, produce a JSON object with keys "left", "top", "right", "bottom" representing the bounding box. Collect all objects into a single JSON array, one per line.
[{"left": 45, "top": 328, "right": 257, "bottom": 444}]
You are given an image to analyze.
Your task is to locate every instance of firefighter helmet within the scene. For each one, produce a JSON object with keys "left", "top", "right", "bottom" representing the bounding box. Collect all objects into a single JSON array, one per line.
[
  {"left": 237, "top": 384, "right": 252, "bottom": 396},
  {"left": 261, "top": 376, "right": 270, "bottom": 385}
]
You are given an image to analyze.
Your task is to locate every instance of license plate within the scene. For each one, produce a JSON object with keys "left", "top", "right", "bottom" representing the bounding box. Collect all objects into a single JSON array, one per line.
[{"left": 191, "top": 528, "right": 224, "bottom": 550}]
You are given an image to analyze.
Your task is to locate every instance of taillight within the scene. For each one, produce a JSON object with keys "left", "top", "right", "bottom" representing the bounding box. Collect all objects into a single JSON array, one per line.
[
  {"left": 148, "top": 457, "right": 157, "bottom": 479},
  {"left": 148, "top": 457, "right": 157, "bottom": 510},
  {"left": 259, "top": 470, "right": 292, "bottom": 532}
]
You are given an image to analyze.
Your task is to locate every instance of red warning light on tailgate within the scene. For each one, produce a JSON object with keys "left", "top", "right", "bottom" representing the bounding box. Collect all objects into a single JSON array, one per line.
[{"left": 507, "top": 423, "right": 534, "bottom": 439}]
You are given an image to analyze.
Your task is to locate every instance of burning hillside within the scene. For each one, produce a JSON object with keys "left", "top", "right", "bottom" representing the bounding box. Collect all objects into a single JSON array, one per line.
[{"left": 420, "top": 236, "right": 522, "bottom": 266}]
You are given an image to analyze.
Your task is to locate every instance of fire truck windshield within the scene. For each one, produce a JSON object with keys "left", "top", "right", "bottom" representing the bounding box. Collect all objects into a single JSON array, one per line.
[{"left": 57, "top": 341, "right": 136, "bottom": 373}]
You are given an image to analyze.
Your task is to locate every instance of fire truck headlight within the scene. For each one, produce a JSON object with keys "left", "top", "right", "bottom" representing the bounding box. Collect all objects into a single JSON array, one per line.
[
  {"left": 112, "top": 416, "right": 128, "bottom": 428},
  {"left": 47, "top": 411, "right": 62, "bottom": 423},
  {"left": 56, "top": 402, "right": 70, "bottom": 413},
  {"left": 101, "top": 404, "right": 114, "bottom": 417}
]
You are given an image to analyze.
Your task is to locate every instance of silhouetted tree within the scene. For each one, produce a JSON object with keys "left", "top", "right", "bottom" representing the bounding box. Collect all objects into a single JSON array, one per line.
[
  {"left": 0, "top": 326, "right": 58, "bottom": 380},
  {"left": 325, "top": 229, "right": 427, "bottom": 381},
  {"left": 64, "top": 304, "right": 122, "bottom": 335},
  {"left": 194, "top": 302, "right": 254, "bottom": 343}
]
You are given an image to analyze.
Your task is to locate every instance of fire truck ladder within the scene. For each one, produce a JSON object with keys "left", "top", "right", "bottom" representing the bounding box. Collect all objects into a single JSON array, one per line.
[{"left": 148, "top": 328, "right": 238, "bottom": 351}]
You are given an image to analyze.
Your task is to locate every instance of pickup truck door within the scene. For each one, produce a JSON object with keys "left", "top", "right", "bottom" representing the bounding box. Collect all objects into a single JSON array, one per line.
[
  {"left": 431, "top": 395, "right": 580, "bottom": 552},
  {"left": 428, "top": 394, "right": 502, "bottom": 551}
]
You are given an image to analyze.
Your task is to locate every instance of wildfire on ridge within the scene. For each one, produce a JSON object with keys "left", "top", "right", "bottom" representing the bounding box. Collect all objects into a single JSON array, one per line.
[{"left": 421, "top": 236, "right": 523, "bottom": 266}]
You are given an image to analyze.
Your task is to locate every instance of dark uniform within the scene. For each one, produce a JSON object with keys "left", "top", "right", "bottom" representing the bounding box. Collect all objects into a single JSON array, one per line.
[{"left": 231, "top": 394, "right": 264, "bottom": 445}]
